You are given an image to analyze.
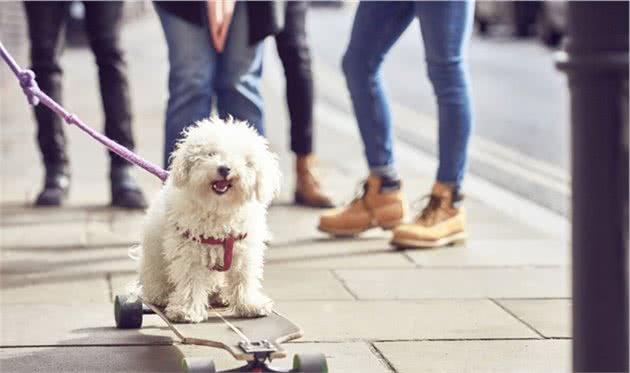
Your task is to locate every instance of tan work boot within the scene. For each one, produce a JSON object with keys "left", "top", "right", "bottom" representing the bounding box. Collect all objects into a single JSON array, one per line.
[
  {"left": 295, "top": 154, "right": 334, "bottom": 208},
  {"left": 391, "top": 182, "right": 466, "bottom": 249},
  {"left": 318, "top": 175, "right": 406, "bottom": 236}
]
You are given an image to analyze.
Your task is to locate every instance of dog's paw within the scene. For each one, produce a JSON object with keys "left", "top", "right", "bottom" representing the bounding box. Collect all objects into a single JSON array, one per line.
[
  {"left": 165, "top": 304, "right": 209, "bottom": 323},
  {"left": 232, "top": 294, "right": 274, "bottom": 317}
]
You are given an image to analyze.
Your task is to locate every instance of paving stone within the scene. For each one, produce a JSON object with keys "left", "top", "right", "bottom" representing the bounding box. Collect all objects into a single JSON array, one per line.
[
  {"left": 266, "top": 235, "right": 413, "bottom": 269},
  {"left": 1, "top": 304, "right": 172, "bottom": 347},
  {"left": 108, "top": 211, "right": 146, "bottom": 235},
  {"left": 0, "top": 189, "right": 30, "bottom": 205},
  {"left": 269, "top": 205, "right": 391, "bottom": 244},
  {"left": 0, "top": 159, "right": 39, "bottom": 188},
  {"left": 0, "top": 342, "right": 387, "bottom": 373},
  {"left": 0, "top": 300, "right": 535, "bottom": 346},
  {"left": 405, "top": 239, "right": 569, "bottom": 267},
  {"left": 263, "top": 268, "right": 354, "bottom": 300},
  {"left": 497, "top": 299, "right": 571, "bottom": 338},
  {"left": 335, "top": 268, "right": 570, "bottom": 300},
  {"left": 1, "top": 244, "right": 135, "bottom": 301},
  {"left": 61, "top": 179, "right": 111, "bottom": 207},
  {"left": 1, "top": 243, "right": 135, "bottom": 271},
  {"left": 179, "top": 342, "right": 388, "bottom": 372},
  {"left": 0, "top": 204, "right": 88, "bottom": 227},
  {"left": 267, "top": 203, "right": 344, "bottom": 244},
  {"left": 375, "top": 340, "right": 571, "bottom": 373},
  {"left": 0, "top": 206, "right": 140, "bottom": 250},
  {"left": 0, "top": 346, "right": 183, "bottom": 373},
  {"left": 0, "top": 221, "right": 86, "bottom": 250},
  {"left": 277, "top": 300, "right": 538, "bottom": 341},
  {"left": 467, "top": 221, "right": 551, "bottom": 240},
  {"left": 278, "top": 342, "right": 387, "bottom": 373},
  {"left": 86, "top": 220, "right": 141, "bottom": 246},
  {"left": 0, "top": 276, "right": 110, "bottom": 304},
  {"left": 110, "top": 268, "right": 355, "bottom": 302},
  {"left": 0, "top": 204, "right": 141, "bottom": 228},
  {"left": 83, "top": 207, "right": 145, "bottom": 224},
  {"left": 462, "top": 197, "right": 521, "bottom": 221}
]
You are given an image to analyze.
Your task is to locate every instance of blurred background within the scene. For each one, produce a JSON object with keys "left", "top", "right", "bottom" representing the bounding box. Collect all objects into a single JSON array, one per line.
[{"left": 0, "top": 0, "right": 571, "bottom": 214}]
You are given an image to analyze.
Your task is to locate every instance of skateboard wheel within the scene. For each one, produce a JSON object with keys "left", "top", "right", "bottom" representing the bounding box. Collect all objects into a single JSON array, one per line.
[
  {"left": 181, "top": 357, "right": 216, "bottom": 373},
  {"left": 292, "top": 353, "right": 328, "bottom": 373},
  {"left": 114, "top": 294, "right": 143, "bottom": 329}
]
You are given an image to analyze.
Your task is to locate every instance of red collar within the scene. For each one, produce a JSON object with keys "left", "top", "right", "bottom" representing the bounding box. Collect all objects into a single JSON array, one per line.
[{"left": 179, "top": 229, "right": 247, "bottom": 272}]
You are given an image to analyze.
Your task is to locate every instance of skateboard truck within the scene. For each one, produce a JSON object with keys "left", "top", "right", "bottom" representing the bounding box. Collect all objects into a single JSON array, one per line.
[
  {"left": 239, "top": 340, "right": 277, "bottom": 354},
  {"left": 239, "top": 340, "right": 278, "bottom": 362}
]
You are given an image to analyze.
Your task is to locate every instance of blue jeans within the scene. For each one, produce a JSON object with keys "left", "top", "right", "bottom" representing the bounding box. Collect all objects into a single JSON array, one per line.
[
  {"left": 342, "top": 1, "right": 474, "bottom": 188},
  {"left": 156, "top": 3, "right": 264, "bottom": 167}
]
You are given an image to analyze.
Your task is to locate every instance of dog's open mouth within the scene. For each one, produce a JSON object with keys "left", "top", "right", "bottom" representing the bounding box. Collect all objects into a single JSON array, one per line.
[{"left": 211, "top": 179, "right": 232, "bottom": 195}]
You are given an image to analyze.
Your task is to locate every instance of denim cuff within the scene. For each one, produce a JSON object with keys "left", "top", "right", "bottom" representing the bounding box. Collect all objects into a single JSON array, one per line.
[{"left": 370, "top": 165, "right": 399, "bottom": 181}]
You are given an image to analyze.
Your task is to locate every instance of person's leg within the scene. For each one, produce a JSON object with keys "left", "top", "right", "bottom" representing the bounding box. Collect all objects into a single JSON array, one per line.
[
  {"left": 319, "top": 2, "right": 414, "bottom": 236},
  {"left": 23, "top": 1, "right": 71, "bottom": 206},
  {"left": 390, "top": 1, "right": 474, "bottom": 249},
  {"left": 155, "top": 5, "right": 215, "bottom": 168},
  {"left": 341, "top": 1, "right": 415, "bottom": 181},
  {"left": 215, "top": 1, "right": 264, "bottom": 135},
  {"left": 276, "top": 1, "right": 313, "bottom": 155},
  {"left": 83, "top": 1, "right": 133, "bottom": 166},
  {"left": 84, "top": 1, "right": 146, "bottom": 209},
  {"left": 416, "top": 0, "right": 474, "bottom": 190},
  {"left": 275, "top": 1, "right": 333, "bottom": 208}
]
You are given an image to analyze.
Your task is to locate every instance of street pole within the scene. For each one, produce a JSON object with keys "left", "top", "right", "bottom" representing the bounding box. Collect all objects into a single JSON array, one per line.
[{"left": 556, "top": 1, "right": 629, "bottom": 372}]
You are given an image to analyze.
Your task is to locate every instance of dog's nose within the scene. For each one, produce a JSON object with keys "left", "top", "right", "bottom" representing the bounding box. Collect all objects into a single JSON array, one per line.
[{"left": 218, "top": 166, "right": 231, "bottom": 178}]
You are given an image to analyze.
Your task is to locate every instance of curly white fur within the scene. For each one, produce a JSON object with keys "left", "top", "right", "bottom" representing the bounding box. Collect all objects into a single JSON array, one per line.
[{"left": 133, "top": 117, "right": 281, "bottom": 322}]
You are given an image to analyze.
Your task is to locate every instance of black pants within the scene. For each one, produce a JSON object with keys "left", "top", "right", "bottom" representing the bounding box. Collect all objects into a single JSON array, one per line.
[
  {"left": 275, "top": 1, "right": 313, "bottom": 156},
  {"left": 24, "top": 1, "right": 134, "bottom": 169}
]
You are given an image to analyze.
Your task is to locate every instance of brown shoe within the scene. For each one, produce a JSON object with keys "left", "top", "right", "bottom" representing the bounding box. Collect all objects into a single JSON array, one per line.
[
  {"left": 391, "top": 182, "right": 466, "bottom": 249},
  {"left": 318, "top": 175, "right": 406, "bottom": 236},
  {"left": 294, "top": 154, "right": 334, "bottom": 208}
]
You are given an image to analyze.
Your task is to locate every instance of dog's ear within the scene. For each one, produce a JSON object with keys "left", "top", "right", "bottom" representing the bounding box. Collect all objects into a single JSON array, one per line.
[
  {"left": 169, "top": 141, "right": 193, "bottom": 188},
  {"left": 255, "top": 149, "right": 281, "bottom": 205}
]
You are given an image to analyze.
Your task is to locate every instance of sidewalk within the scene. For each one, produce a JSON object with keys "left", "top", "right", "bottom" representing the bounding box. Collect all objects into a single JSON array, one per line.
[{"left": 0, "top": 13, "right": 571, "bottom": 372}]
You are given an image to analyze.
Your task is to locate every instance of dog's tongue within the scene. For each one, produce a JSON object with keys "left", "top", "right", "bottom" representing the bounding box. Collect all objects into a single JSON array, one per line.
[{"left": 213, "top": 180, "right": 230, "bottom": 189}]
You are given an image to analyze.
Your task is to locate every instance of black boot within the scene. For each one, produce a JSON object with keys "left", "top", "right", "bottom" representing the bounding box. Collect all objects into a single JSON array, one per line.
[
  {"left": 35, "top": 166, "right": 70, "bottom": 207},
  {"left": 110, "top": 164, "right": 147, "bottom": 209}
]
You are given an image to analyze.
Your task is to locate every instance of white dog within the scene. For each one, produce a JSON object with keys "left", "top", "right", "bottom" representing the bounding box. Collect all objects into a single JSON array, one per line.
[{"left": 133, "top": 117, "right": 281, "bottom": 323}]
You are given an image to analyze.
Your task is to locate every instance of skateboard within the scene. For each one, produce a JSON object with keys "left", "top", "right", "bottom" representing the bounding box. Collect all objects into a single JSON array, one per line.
[{"left": 114, "top": 294, "right": 327, "bottom": 373}]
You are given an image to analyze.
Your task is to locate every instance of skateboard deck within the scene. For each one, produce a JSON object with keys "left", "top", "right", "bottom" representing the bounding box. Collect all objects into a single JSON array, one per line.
[
  {"left": 114, "top": 295, "right": 326, "bottom": 372},
  {"left": 133, "top": 298, "right": 303, "bottom": 361}
]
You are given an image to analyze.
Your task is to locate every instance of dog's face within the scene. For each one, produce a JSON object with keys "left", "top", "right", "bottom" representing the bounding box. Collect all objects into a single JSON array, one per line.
[{"left": 168, "top": 117, "right": 281, "bottom": 208}]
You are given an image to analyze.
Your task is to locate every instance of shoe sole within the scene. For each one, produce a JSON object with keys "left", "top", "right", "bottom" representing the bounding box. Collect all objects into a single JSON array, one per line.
[
  {"left": 317, "top": 225, "right": 374, "bottom": 237},
  {"left": 390, "top": 231, "right": 467, "bottom": 249},
  {"left": 317, "top": 219, "right": 404, "bottom": 237}
]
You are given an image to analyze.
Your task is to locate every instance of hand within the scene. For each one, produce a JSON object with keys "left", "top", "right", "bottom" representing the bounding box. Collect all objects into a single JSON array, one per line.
[{"left": 207, "top": 0, "right": 235, "bottom": 53}]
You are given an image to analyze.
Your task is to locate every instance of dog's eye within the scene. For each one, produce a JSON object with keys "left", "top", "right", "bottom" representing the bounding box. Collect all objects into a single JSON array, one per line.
[
  {"left": 208, "top": 152, "right": 216, "bottom": 157},
  {"left": 246, "top": 159, "right": 254, "bottom": 168}
]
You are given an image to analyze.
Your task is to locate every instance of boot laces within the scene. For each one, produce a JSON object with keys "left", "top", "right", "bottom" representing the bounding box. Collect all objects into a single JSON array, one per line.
[
  {"left": 412, "top": 194, "right": 443, "bottom": 223},
  {"left": 347, "top": 179, "right": 369, "bottom": 205}
]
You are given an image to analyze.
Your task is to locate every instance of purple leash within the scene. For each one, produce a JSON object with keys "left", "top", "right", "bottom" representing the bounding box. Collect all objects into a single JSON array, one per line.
[{"left": 0, "top": 41, "right": 169, "bottom": 183}]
